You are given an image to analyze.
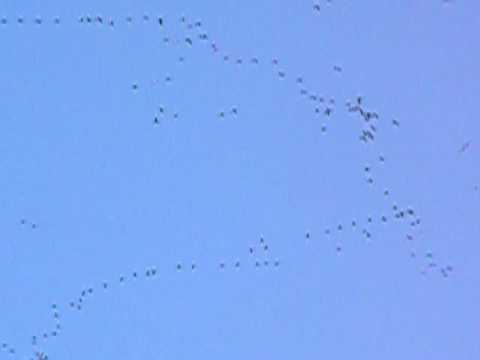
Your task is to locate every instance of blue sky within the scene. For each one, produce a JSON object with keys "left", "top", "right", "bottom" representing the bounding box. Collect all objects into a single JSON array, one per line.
[{"left": 1, "top": 1, "right": 479, "bottom": 359}]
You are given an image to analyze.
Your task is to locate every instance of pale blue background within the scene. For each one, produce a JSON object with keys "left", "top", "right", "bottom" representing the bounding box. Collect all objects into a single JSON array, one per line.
[{"left": 1, "top": 1, "right": 479, "bottom": 359}]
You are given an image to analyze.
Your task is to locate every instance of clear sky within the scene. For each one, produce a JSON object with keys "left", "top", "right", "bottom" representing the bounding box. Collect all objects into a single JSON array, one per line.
[{"left": 1, "top": 1, "right": 479, "bottom": 359}]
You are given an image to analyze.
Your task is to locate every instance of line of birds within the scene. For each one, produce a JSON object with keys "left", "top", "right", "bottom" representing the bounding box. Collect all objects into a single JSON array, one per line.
[
  {"left": 0, "top": 238, "right": 280, "bottom": 360},
  {"left": 7, "top": 9, "right": 453, "bottom": 281},
  {"left": 121, "top": 12, "right": 453, "bottom": 279},
  {"left": 2, "top": 9, "right": 459, "bottom": 360}
]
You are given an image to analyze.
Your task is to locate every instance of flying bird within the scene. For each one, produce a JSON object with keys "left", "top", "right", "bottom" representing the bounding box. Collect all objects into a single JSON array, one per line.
[{"left": 458, "top": 140, "right": 471, "bottom": 154}]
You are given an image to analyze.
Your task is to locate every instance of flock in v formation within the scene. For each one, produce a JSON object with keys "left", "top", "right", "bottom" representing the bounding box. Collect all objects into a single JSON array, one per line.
[{"left": 1, "top": 3, "right": 460, "bottom": 360}]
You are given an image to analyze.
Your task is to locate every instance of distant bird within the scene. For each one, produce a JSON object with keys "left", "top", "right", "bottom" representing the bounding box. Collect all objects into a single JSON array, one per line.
[
  {"left": 158, "top": 17, "right": 163, "bottom": 25},
  {"left": 313, "top": 4, "right": 321, "bottom": 11},
  {"left": 324, "top": 108, "right": 332, "bottom": 116},
  {"left": 132, "top": 84, "right": 138, "bottom": 90},
  {"left": 392, "top": 119, "right": 400, "bottom": 127},
  {"left": 54, "top": 18, "right": 60, "bottom": 24},
  {"left": 333, "top": 65, "right": 342, "bottom": 72},
  {"left": 17, "top": 17, "right": 24, "bottom": 24},
  {"left": 251, "top": 57, "right": 259, "bottom": 64},
  {"left": 126, "top": 16, "right": 133, "bottom": 23},
  {"left": 34, "top": 18, "right": 42, "bottom": 24},
  {"left": 185, "top": 37, "right": 193, "bottom": 45},
  {"left": 278, "top": 71, "right": 285, "bottom": 78},
  {"left": 306, "top": 232, "right": 310, "bottom": 239},
  {"left": 458, "top": 141, "right": 471, "bottom": 154}
]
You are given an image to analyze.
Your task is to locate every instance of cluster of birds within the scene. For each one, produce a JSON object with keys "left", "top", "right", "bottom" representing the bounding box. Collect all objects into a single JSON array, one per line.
[
  {"left": 10, "top": 7, "right": 453, "bottom": 277},
  {"left": 19, "top": 219, "right": 38, "bottom": 230},
  {"left": 2, "top": 7, "right": 460, "bottom": 360}
]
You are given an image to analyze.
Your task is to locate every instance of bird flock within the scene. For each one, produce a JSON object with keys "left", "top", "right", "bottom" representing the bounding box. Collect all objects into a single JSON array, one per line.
[
  {"left": 0, "top": 5, "right": 458, "bottom": 360},
  {"left": 2, "top": 238, "right": 282, "bottom": 360}
]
